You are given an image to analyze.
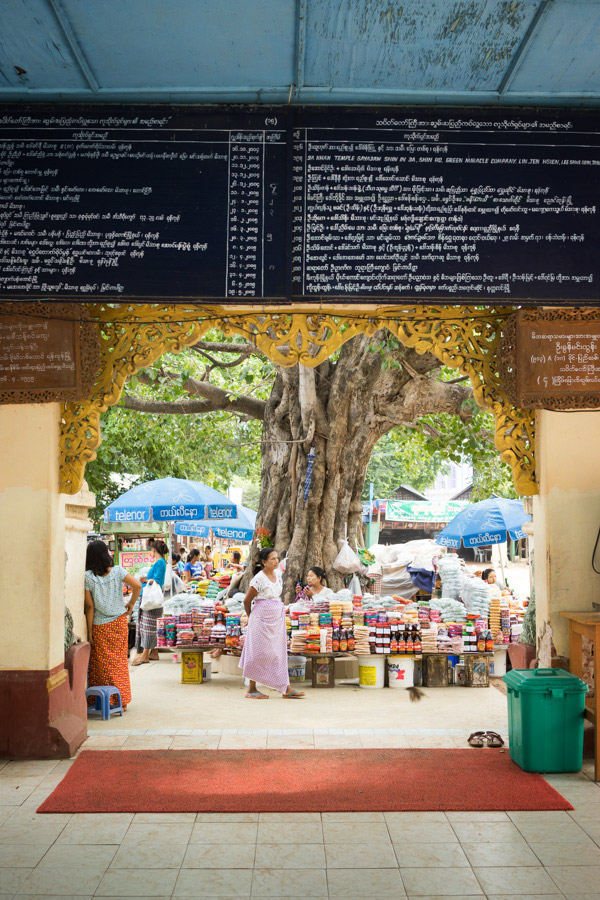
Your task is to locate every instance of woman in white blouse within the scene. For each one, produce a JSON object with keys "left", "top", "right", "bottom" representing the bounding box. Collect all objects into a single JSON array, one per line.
[{"left": 239, "top": 547, "right": 305, "bottom": 700}]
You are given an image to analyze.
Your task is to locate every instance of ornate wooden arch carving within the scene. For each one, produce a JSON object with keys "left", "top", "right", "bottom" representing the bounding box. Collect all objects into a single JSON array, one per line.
[{"left": 59, "top": 303, "right": 536, "bottom": 496}]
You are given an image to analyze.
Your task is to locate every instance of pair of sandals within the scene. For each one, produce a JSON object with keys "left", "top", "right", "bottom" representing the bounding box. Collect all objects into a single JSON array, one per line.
[{"left": 468, "top": 730, "right": 504, "bottom": 748}]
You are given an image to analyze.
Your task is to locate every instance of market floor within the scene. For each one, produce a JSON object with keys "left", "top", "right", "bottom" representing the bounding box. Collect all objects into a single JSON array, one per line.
[
  {"left": 1, "top": 758, "right": 599, "bottom": 900},
  {"left": 95, "top": 651, "right": 511, "bottom": 735}
]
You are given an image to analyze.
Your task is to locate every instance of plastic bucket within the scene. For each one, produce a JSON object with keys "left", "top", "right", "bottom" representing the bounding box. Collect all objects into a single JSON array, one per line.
[
  {"left": 358, "top": 655, "right": 385, "bottom": 689},
  {"left": 288, "top": 655, "right": 307, "bottom": 682},
  {"left": 387, "top": 655, "right": 415, "bottom": 688}
]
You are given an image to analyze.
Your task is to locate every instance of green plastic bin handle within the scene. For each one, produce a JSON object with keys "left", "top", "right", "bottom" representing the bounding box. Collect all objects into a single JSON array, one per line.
[
  {"left": 534, "top": 668, "right": 559, "bottom": 676},
  {"left": 551, "top": 689, "right": 564, "bottom": 698}
]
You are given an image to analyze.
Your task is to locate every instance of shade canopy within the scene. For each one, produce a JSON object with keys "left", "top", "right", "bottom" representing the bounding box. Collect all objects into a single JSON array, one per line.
[
  {"left": 104, "top": 477, "right": 237, "bottom": 523},
  {"left": 435, "top": 498, "right": 531, "bottom": 550},
  {"left": 174, "top": 506, "right": 257, "bottom": 542}
]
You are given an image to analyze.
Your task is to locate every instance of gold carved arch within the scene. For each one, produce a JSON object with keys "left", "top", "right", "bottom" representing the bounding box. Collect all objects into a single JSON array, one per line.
[{"left": 60, "top": 303, "right": 536, "bottom": 496}]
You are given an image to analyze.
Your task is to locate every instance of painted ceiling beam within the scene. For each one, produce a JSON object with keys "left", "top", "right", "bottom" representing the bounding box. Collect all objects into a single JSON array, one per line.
[{"left": 497, "top": 0, "right": 553, "bottom": 95}]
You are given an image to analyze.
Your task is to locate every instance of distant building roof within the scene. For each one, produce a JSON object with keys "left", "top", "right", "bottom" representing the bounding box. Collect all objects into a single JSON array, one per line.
[
  {"left": 392, "top": 484, "right": 429, "bottom": 501},
  {"left": 451, "top": 483, "right": 474, "bottom": 501}
]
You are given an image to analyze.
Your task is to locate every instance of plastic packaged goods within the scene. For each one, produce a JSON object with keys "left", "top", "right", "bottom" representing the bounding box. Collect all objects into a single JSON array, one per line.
[{"left": 436, "top": 554, "right": 462, "bottom": 601}]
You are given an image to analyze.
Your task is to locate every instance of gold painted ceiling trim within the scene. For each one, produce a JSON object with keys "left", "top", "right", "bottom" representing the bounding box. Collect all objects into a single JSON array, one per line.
[{"left": 59, "top": 303, "right": 536, "bottom": 497}]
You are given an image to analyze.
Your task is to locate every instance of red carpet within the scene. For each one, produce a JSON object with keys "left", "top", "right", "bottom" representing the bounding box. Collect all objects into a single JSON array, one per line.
[{"left": 37, "top": 749, "right": 572, "bottom": 813}]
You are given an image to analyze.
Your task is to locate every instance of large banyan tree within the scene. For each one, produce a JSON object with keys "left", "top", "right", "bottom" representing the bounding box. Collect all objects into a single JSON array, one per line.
[{"left": 122, "top": 331, "right": 472, "bottom": 596}]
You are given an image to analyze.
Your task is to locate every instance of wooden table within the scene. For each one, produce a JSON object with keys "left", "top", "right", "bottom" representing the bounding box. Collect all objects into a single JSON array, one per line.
[
  {"left": 560, "top": 611, "right": 599, "bottom": 780},
  {"left": 301, "top": 652, "right": 350, "bottom": 688}
]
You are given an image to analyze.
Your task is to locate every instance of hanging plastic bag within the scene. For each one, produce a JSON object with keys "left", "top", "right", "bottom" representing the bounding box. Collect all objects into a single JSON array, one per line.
[
  {"left": 332, "top": 539, "right": 361, "bottom": 575},
  {"left": 141, "top": 580, "right": 164, "bottom": 611},
  {"left": 349, "top": 574, "right": 362, "bottom": 597}
]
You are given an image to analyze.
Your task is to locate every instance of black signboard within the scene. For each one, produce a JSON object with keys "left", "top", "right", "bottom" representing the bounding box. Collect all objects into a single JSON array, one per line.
[{"left": 0, "top": 105, "right": 599, "bottom": 305}]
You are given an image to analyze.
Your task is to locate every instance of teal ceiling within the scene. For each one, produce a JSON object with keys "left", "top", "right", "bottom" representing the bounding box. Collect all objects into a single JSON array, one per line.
[{"left": 1, "top": 0, "right": 599, "bottom": 106}]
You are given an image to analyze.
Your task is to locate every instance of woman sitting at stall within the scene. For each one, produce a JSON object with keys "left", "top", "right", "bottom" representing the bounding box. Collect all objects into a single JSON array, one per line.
[
  {"left": 229, "top": 550, "right": 244, "bottom": 572},
  {"left": 295, "top": 566, "right": 334, "bottom": 602},
  {"left": 84, "top": 541, "right": 141, "bottom": 709},
  {"left": 482, "top": 567, "right": 503, "bottom": 598},
  {"left": 240, "top": 547, "right": 305, "bottom": 700},
  {"left": 183, "top": 547, "right": 201, "bottom": 583},
  {"left": 132, "top": 539, "right": 168, "bottom": 666}
]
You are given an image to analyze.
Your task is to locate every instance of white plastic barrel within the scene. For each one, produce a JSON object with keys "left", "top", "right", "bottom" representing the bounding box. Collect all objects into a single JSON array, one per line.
[
  {"left": 387, "top": 655, "right": 415, "bottom": 688},
  {"left": 288, "top": 655, "right": 307, "bottom": 682},
  {"left": 358, "top": 655, "right": 385, "bottom": 689}
]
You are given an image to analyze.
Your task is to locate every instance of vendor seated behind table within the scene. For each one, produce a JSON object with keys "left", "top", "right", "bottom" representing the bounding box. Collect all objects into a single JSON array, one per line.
[
  {"left": 482, "top": 567, "right": 503, "bottom": 599},
  {"left": 183, "top": 548, "right": 201, "bottom": 583},
  {"left": 294, "top": 566, "right": 334, "bottom": 602},
  {"left": 229, "top": 550, "right": 244, "bottom": 572}
]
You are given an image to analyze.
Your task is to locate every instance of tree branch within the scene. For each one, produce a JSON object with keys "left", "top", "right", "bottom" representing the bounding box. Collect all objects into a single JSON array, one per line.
[
  {"left": 193, "top": 348, "right": 254, "bottom": 369},
  {"left": 123, "top": 378, "right": 266, "bottom": 420},
  {"left": 191, "top": 340, "right": 259, "bottom": 355},
  {"left": 381, "top": 377, "right": 473, "bottom": 428}
]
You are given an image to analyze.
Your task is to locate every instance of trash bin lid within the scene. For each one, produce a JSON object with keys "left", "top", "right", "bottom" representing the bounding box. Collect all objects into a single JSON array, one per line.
[{"left": 503, "top": 668, "right": 588, "bottom": 693}]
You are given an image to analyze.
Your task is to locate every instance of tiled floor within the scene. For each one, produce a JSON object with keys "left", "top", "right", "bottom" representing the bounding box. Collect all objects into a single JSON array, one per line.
[{"left": 1, "top": 735, "right": 599, "bottom": 899}]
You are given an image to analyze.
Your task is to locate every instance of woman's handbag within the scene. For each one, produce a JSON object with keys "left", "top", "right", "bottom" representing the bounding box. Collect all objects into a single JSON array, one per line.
[{"left": 140, "top": 580, "right": 164, "bottom": 611}]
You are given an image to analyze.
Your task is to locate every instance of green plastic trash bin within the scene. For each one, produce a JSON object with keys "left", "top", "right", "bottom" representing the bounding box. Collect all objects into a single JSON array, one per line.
[{"left": 503, "top": 668, "right": 588, "bottom": 772}]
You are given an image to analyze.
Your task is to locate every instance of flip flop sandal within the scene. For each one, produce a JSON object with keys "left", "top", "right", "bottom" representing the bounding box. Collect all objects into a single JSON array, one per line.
[
  {"left": 485, "top": 731, "right": 505, "bottom": 748},
  {"left": 245, "top": 691, "right": 269, "bottom": 699},
  {"left": 282, "top": 690, "right": 305, "bottom": 699},
  {"left": 467, "top": 731, "right": 486, "bottom": 748}
]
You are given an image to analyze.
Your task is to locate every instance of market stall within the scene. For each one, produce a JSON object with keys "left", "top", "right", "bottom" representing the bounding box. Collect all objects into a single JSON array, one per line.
[{"left": 158, "top": 536, "right": 528, "bottom": 689}]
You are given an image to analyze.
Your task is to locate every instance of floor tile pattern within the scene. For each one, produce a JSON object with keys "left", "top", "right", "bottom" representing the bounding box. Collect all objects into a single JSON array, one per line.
[{"left": 1, "top": 732, "right": 599, "bottom": 898}]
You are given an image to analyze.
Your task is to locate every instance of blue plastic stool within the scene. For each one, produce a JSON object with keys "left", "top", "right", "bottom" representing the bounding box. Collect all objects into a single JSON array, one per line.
[{"left": 86, "top": 686, "right": 123, "bottom": 719}]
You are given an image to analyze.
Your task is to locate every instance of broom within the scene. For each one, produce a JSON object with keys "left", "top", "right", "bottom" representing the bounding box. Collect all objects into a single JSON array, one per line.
[{"left": 407, "top": 686, "right": 425, "bottom": 702}]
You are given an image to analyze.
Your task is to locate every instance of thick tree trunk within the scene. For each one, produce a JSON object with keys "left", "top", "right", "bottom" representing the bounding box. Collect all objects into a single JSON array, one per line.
[{"left": 250, "top": 332, "right": 471, "bottom": 600}]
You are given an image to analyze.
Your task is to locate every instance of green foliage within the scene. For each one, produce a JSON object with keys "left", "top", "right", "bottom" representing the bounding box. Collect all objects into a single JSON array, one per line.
[
  {"left": 363, "top": 431, "right": 448, "bottom": 499},
  {"left": 85, "top": 347, "right": 264, "bottom": 529},
  {"left": 363, "top": 408, "right": 516, "bottom": 502}
]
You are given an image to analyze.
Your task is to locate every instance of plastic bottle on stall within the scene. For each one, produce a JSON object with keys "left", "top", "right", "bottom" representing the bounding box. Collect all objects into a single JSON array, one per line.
[
  {"left": 406, "top": 629, "right": 414, "bottom": 654},
  {"left": 485, "top": 630, "right": 494, "bottom": 652},
  {"left": 347, "top": 628, "right": 355, "bottom": 652},
  {"left": 397, "top": 629, "right": 406, "bottom": 653},
  {"left": 413, "top": 625, "right": 422, "bottom": 654},
  {"left": 340, "top": 630, "right": 348, "bottom": 653}
]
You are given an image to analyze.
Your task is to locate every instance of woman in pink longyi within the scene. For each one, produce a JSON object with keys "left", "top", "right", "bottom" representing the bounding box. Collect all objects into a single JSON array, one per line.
[{"left": 240, "top": 547, "right": 305, "bottom": 700}]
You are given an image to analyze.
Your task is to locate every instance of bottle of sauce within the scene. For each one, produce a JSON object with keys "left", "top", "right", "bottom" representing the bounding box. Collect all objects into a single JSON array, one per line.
[
  {"left": 406, "top": 630, "right": 414, "bottom": 654},
  {"left": 340, "top": 629, "right": 348, "bottom": 652},
  {"left": 477, "top": 631, "right": 486, "bottom": 652},
  {"left": 390, "top": 630, "right": 398, "bottom": 653},
  {"left": 413, "top": 626, "right": 421, "bottom": 654},
  {"left": 332, "top": 628, "right": 340, "bottom": 652},
  {"left": 398, "top": 629, "right": 406, "bottom": 653},
  {"left": 485, "top": 630, "right": 494, "bottom": 652},
  {"left": 347, "top": 628, "right": 355, "bottom": 652}
]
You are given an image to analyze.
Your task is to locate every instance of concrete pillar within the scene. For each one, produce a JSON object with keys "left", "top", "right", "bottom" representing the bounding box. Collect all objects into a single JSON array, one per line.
[
  {"left": 533, "top": 410, "right": 600, "bottom": 664},
  {"left": 64, "top": 484, "right": 96, "bottom": 640},
  {"left": 0, "top": 404, "right": 94, "bottom": 758}
]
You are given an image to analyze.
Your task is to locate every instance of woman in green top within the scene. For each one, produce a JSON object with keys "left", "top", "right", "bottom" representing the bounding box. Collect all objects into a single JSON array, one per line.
[{"left": 85, "top": 540, "right": 141, "bottom": 709}]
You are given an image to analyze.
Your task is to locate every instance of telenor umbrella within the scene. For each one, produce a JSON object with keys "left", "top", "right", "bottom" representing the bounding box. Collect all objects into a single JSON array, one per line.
[
  {"left": 175, "top": 506, "right": 257, "bottom": 542},
  {"left": 104, "top": 477, "right": 237, "bottom": 523},
  {"left": 435, "top": 498, "right": 531, "bottom": 549}
]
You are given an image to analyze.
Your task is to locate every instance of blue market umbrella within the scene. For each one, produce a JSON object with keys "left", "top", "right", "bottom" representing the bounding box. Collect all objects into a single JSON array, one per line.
[
  {"left": 104, "top": 477, "right": 237, "bottom": 523},
  {"left": 175, "top": 506, "right": 257, "bottom": 542},
  {"left": 435, "top": 498, "right": 531, "bottom": 550}
]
